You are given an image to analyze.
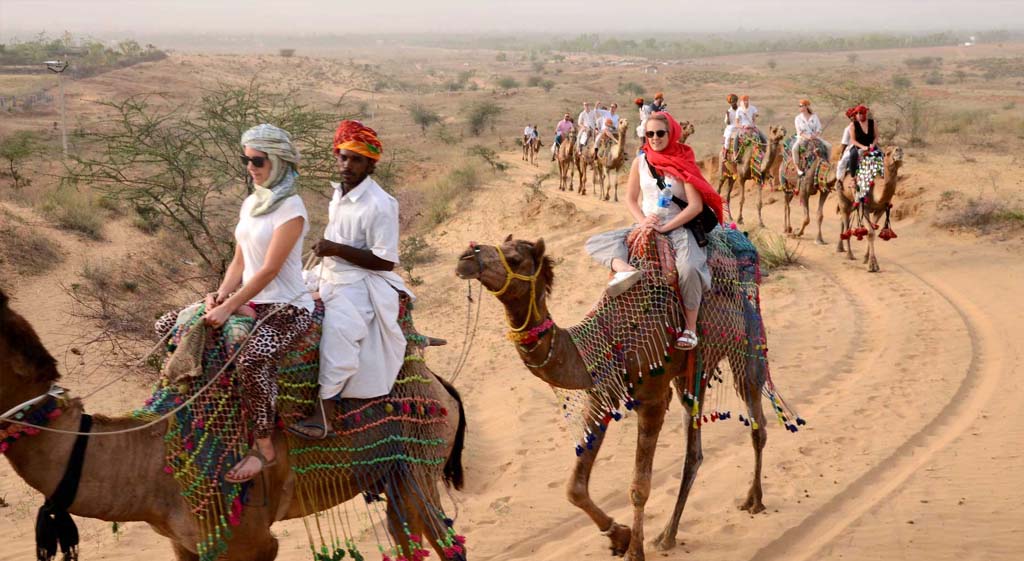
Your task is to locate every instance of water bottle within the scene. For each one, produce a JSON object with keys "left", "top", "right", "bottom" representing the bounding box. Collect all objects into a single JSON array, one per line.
[{"left": 657, "top": 186, "right": 673, "bottom": 218}]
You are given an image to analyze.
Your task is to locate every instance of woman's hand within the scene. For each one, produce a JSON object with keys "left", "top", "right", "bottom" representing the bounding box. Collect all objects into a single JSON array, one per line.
[
  {"left": 204, "top": 303, "right": 233, "bottom": 328},
  {"left": 653, "top": 221, "right": 672, "bottom": 234},
  {"left": 205, "top": 291, "right": 226, "bottom": 309},
  {"left": 640, "top": 214, "right": 660, "bottom": 230}
]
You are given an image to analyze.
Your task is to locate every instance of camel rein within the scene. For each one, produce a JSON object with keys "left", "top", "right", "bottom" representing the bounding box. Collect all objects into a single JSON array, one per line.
[{"left": 474, "top": 244, "right": 544, "bottom": 332}]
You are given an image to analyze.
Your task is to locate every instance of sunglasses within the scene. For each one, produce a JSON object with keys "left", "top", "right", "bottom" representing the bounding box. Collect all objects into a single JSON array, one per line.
[
  {"left": 645, "top": 130, "right": 669, "bottom": 138},
  {"left": 240, "top": 155, "right": 268, "bottom": 168}
]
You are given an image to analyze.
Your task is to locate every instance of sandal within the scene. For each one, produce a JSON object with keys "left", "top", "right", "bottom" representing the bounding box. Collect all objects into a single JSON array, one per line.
[
  {"left": 225, "top": 446, "right": 277, "bottom": 483},
  {"left": 287, "top": 399, "right": 332, "bottom": 440},
  {"left": 674, "top": 329, "right": 699, "bottom": 350}
]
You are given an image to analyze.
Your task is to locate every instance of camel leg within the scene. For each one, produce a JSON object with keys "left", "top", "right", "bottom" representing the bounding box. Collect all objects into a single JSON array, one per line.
[
  {"left": 386, "top": 477, "right": 463, "bottom": 561},
  {"left": 815, "top": 190, "right": 828, "bottom": 245},
  {"left": 867, "top": 210, "right": 881, "bottom": 272},
  {"left": 624, "top": 396, "right": 669, "bottom": 561},
  {"left": 757, "top": 179, "right": 765, "bottom": 228},
  {"left": 652, "top": 393, "right": 704, "bottom": 552},
  {"left": 737, "top": 177, "right": 747, "bottom": 225},
  {"left": 796, "top": 191, "right": 811, "bottom": 237},
  {"left": 739, "top": 388, "right": 768, "bottom": 513},
  {"left": 613, "top": 169, "right": 620, "bottom": 202},
  {"left": 782, "top": 189, "right": 793, "bottom": 234},
  {"left": 172, "top": 542, "right": 199, "bottom": 561},
  {"left": 836, "top": 206, "right": 848, "bottom": 254},
  {"left": 567, "top": 404, "right": 632, "bottom": 556}
]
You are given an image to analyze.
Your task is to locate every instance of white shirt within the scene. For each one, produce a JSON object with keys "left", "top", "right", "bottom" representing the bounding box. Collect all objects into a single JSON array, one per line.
[
  {"left": 637, "top": 153, "right": 688, "bottom": 219},
  {"left": 523, "top": 126, "right": 532, "bottom": 136},
  {"left": 321, "top": 176, "right": 405, "bottom": 289},
  {"left": 840, "top": 123, "right": 853, "bottom": 146},
  {"left": 795, "top": 113, "right": 823, "bottom": 137},
  {"left": 735, "top": 104, "right": 759, "bottom": 127},
  {"left": 578, "top": 109, "right": 597, "bottom": 129},
  {"left": 235, "top": 194, "right": 314, "bottom": 312}
]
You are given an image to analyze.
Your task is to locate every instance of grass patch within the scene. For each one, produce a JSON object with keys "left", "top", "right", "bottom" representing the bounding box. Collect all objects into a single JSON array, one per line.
[
  {"left": 38, "top": 188, "right": 104, "bottom": 239},
  {"left": 749, "top": 228, "right": 801, "bottom": 272},
  {"left": 934, "top": 197, "right": 1024, "bottom": 233},
  {"left": 0, "top": 208, "right": 64, "bottom": 277}
]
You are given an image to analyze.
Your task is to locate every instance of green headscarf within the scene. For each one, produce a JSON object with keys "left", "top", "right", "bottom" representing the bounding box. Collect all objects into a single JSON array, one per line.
[{"left": 241, "top": 124, "right": 301, "bottom": 217}]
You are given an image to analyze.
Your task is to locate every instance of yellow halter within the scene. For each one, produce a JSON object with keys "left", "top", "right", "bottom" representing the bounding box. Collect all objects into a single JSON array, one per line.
[{"left": 484, "top": 245, "right": 544, "bottom": 332}]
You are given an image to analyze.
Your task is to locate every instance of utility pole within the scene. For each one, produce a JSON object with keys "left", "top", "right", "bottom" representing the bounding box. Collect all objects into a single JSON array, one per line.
[{"left": 44, "top": 59, "right": 69, "bottom": 159}]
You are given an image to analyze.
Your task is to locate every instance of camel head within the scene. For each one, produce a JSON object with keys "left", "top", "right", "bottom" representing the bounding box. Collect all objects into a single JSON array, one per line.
[
  {"left": 769, "top": 125, "right": 786, "bottom": 143},
  {"left": 678, "top": 121, "right": 695, "bottom": 144},
  {"left": 0, "top": 289, "right": 61, "bottom": 421},
  {"left": 884, "top": 145, "right": 904, "bottom": 171},
  {"left": 617, "top": 118, "right": 629, "bottom": 139},
  {"left": 456, "top": 236, "right": 555, "bottom": 302}
]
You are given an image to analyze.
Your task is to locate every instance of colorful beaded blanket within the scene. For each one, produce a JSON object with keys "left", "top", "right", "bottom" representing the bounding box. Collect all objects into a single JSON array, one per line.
[
  {"left": 559, "top": 227, "right": 802, "bottom": 456},
  {"left": 136, "top": 298, "right": 463, "bottom": 561},
  {"left": 854, "top": 150, "right": 885, "bottom": 204},
  {"left": 727, "top": 129, "right": 767, "bottom": 182},
  {"left": 782, "top": 135, "right": 831, "bottom": 195}
]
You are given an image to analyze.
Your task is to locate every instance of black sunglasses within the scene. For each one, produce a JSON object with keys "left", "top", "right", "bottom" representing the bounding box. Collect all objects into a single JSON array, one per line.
[
  {"left": 645, "top": 130, "right": 669, "bottom": 138},
  {"left": 240, "top": 155, "right": 268, "bottom": 168}
]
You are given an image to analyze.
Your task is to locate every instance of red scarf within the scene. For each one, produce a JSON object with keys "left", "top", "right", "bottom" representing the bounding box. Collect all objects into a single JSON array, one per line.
[{"left": 643, "top": 112, "right": 724, "bottom": 224}]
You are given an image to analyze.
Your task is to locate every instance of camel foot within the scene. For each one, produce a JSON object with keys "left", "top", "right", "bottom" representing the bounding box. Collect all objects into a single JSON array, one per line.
[
  {"left": 783, "top": 227, "right": 793, "bottom": 234},
  {"left": 758, "top": 220, "right": 765, "bottom": 228},
  {"left": 737, "top": 215, "right": 745, "bottom": 225},
  {"left": 605, "top": 522, "right": 631, "bottom": 557},
  {"left": 816, "top": 238, "right": 827, "bottom": 246},
  {"left": 740, "top": 496, "right": 766, "bottom": 514},
  {"left": 652, "top": 528, "right": 677, "bottom": 552},
  {"left": 623, "top": 552, "right": 645, "bottom": 561},
  {"left": 868, "top": 259, "right": 880, "bottom": 273}
]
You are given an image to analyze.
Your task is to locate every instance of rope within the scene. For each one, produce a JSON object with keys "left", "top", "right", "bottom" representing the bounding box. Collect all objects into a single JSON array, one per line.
[{"left": 447, "top": 281, "right": 482, "bottom": 385}]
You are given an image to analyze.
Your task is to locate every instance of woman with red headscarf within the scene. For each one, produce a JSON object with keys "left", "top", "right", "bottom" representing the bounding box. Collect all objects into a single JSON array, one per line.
[{"left": 585, "top": 112, "right": 724, "bottom": 350}]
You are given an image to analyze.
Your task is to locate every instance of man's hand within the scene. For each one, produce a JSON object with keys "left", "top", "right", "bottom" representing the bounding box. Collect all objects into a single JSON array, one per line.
[{"left": 313, "top": 239, "right": 340, "bottom": 258}]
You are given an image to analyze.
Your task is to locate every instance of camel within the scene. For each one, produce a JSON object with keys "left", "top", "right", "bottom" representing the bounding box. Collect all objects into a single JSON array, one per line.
[
  {"left": 717, "top": 126, "right": 785, "bottom": 227},
  {"left": 835, "top": 146, "right": 904, "bottom": 271},
  {"left": 522, "top": 136, "right": 541, "bottom": 166},
  {"left": 456, "top": 234, "right": 788, "bottom": 561},
  {"left": 574, "top": 130, "right": 596, "bottom": 196},
  {"left": 593, "top": 119, "right": 629, "bottom": 202},
  {"left": 557, "top": 128, "right": 578, "bottom": 192},
  {"left": 780, "top": 138, "right": 832, "bottom": 245},
  {"left": 0, "top": 290, "right": 467, "bottom": 561}
]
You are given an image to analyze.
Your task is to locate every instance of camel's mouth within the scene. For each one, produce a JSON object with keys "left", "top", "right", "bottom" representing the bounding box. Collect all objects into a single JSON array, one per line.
[{"left": 455, "top": 247, "right": 482, "bottom": 280}]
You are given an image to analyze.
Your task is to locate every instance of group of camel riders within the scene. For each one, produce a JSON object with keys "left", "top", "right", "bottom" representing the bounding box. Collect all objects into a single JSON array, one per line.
[
  {"left": 543, "top": 91, "right": 877, "bottom": 350},
  {"left": 157, "top": 120, "right": 411, "bottom": 483}
]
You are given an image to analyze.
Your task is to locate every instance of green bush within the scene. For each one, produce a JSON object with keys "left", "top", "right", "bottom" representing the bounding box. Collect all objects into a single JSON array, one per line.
[
  {"left": 466, "top": 101, "right": 502, "bottom": 136},
  {"left": 409, "top": 103, "right": 442, "bottom": 133},
  {"left": 496, "top": 76, "right": 519, "bottom": 90},
  {"left": 617, "top": 82, "right": 645, "bottom": 96},
  {"left": 40, "top": 188, "right": 104, "bottom": 239},
  {"left": 527, "top": 76, "right": 542, "bottom": 87}
]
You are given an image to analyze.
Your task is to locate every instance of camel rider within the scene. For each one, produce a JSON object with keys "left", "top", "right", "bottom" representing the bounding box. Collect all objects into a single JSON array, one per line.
[
  {"left": 523, "top": 124, "right": 533, "bottom": 146},
  {"left": 607, "top": 102, "right": 621, "bottom": 128},
  {"left": 836, "top": 106, "right": 858, "bottom": 184},
  {"left": 735, "top": 95, "right": 766, "bottom": 144},
  {"left": 596, "top": 101, "right": 612, "bottom": 129},
  {"left": 845, "top": 105, "right": 876, "bottom": 179},
  {"left": 635, "top": 97, "right": 653, "bottom": 140},
  {"left": 596, "top": 117, "right": 619, "bottom": 157},
  {"left": 290, "top": 120, "right": 412, "bottom": 440},
  {"left": 722, "top": 93, "right": 739, "bottom": 161},
  {"left": 650, "top": 92, "right": 666, "bottom": 113},
  {"left": 552, "top": 113, "right": 574, "bottom": 161},
  {"left": 577, "top": 101, "right": 598, "bottom": 146},
  {"left": 792, "top": 99, "right": 830, "bottom": 177}
]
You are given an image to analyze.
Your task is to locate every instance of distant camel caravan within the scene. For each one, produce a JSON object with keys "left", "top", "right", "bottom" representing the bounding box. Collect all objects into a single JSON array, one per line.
[
  {"left": 718, "top": 125, "right": 786, "bottom": 227},
  {"left": 522, "top": 135, "right": 541, "bottom": 165},
  {"left": 0, "top": 290, "right": 467, "bottom": 561},
  {"left": 457, "top": 232, "right": 801, "bottom": 561},
  {"left": 557, "top": 127, "right": 578, "bottom": 192}
]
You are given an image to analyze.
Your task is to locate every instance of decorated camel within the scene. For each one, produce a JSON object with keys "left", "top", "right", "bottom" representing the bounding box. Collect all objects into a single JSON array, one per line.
[
  {"left": 574, "top": 131, "right": 596, "bottom": 196},
  {"left": 780, "top": 137, "right": 832, "bottom": 245},
  {"left": 835, "top": 146, "right": 904, "bottom": 271},
  {"left": 717, "top": 126, "right": 786, "bottom": 227},
  {"left": 557, "top": 127, "right": 578, "bottom": 192},
  {"left": 456, "top": 232, "right": 801, "bottom": 561},
  {"left": 593, "top": 118, "right": 629, "bottom": 202},
  {"left": 0, "top": 290, "right": 467, "bottom": 561}
]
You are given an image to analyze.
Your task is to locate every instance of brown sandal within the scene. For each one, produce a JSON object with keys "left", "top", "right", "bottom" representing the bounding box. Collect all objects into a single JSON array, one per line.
[{"left": 225, "top": 447, "right": 277, "bottom": 483}]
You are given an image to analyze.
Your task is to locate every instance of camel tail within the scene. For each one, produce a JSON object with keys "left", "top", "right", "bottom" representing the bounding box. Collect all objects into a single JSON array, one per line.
[{"left": 435, "top": 374, "right": 466, "bottom": 490}]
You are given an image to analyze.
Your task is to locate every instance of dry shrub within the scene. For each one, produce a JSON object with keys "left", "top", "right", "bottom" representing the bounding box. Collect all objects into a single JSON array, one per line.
[
  {"left": 39, "top": 188, "right": 104, "bottom": 239},
  {"left": 0, "top": 208, "right": 64, "bottom": 278},
  {"left": 933, "top": 197, "right": 1024, "bottom": 233},
  {"left": 427, "top": 164, "right": 482, "bottom": 225}
]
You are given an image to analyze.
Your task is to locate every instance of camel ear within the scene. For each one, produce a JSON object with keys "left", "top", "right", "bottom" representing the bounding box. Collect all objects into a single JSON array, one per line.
[
  {"left": 533, "top": 238, "right": 546, "bottom": 260},
  {"left": 504, "top": 234, "right": 514, "bottom": 243}
]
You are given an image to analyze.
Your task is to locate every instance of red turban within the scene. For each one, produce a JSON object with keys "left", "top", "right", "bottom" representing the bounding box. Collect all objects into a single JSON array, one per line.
[
  {"left": 634, "top": 97, "right": 645, "bottom": 107},
  {"left": 333, "top": 120, "right": 382, "bottom": 161},
  {"left": 845, "top": 107, "right": 857, "bottom": 119},
  {"left": 740, "top": 95, "right": 750, "bottom": 101},
  {"left": 643, "top": 112, "right": 724, "bottom": 225},
  {"left": 727, "top": 93, "right": 738, "bottom": 103},
  {"left": 854, "top": 105, "right": 869, "bottom": 116}
]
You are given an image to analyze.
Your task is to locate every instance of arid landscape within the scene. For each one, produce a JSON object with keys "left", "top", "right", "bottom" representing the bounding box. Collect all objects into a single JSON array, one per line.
[{"left": 2, "top": 27, "right": 1024, "bottom": 561}]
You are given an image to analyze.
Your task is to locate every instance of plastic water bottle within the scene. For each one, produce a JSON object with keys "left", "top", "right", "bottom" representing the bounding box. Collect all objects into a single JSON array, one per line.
[{"left": 657, "top": 186, "right": 673, "bottom": 218}]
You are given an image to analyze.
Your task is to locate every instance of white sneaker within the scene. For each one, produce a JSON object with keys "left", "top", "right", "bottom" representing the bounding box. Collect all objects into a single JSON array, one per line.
[{"left": 606, "top": 270, "right": 641, "bottom": 297}]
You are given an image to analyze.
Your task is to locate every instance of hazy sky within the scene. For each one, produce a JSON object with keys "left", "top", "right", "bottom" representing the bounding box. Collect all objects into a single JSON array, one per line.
[{"left": 2, "top": 0, "right": 1023, "bottom": 36}]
